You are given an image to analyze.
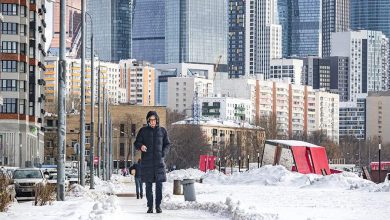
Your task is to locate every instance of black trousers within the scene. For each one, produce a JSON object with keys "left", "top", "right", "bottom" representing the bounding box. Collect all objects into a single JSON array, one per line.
[{"left": 145, "top": 182, "right": 162, "bottom": 208}]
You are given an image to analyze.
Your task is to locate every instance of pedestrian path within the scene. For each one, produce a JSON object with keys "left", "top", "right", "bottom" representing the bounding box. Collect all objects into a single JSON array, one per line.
[{"left": 113, "top": 182, "right": 227, "bottom": 219}]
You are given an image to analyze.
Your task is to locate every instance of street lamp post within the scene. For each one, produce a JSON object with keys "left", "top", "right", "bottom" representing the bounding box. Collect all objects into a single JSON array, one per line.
[{"left": 379, "top": 143, "right": 381, "bottom": 183}]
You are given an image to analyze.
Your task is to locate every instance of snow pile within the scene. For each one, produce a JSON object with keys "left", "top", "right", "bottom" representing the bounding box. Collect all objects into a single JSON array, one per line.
[
  {"left": 203, "top": 165, "right": 313, "bottom": 187},
  {"left": 163, "top": 195, "right": 278, "bottom": 220},
  {"left": 167, "top": 168, "right": 205, "bottom": 182},
  {"left": 304, "top": 172, "right": 376, "bottom": 190},
  {"left": 367, "top": 181, "right": 390, "bottom": 192},
  {"left": 93, "top": 175, "right": 133, "bottom": 194},
  {"left": 88, "top": 196, "right": 120, "bottom": 220}
]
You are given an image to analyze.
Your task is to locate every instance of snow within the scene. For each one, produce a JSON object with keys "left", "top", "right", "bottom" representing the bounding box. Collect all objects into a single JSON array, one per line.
[
  {"left": 1, "top": 167, "right": 390, "bottom": 220},
  {"left": 266, "top": 140, "right": 321, "bottom": 147}
]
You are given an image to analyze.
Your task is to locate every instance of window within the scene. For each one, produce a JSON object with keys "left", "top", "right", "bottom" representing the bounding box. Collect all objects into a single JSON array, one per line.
[
  {"left": 1, "top": 22, "right": 18, "bottom": 35},
  {"left": 20, "top": 43, "right": 27, "bottom": 55},
  {"left": 86, "top": 136, "right": 90, "bottom": 144},
  {"left": 0, "top": 80, "right": 17, "bottom": 91},
  {"left": 120, "top": 143, "right": 125, "bottom": 157},
  {"left": 0, "top": 98, "right": 17, "bottom": 113},
  {"left": 1, "top": 61, "right": 17, "bottom": 72},
  {"left": 1, "top": 41, "right": 18, "bottom": 53},
  {"left": 29, "top": 101, "right": 34, "bottom": 115},
  {"left": 120, "top": 124, "right": 125, "bottom": 136},
  {"left": 86, "top": 123, "right": 91, "bottom": 131},
  {"left": 1, "top": 4, "right": 18, "bottom": 15},
  {"left": 19, "top": 99, "right": 25, "bottom": 114},
  {"left": 20, "top": 24, "right": 26, "bottom": 36},
  {"left": 20, "top": 5, "right": 26, "bottom": 17},
  {"left": 19, "top": 62, "right": 26, "bottom": 73},
  {"left": 29, "top": 45, "right": 35, "bottom": 57}
]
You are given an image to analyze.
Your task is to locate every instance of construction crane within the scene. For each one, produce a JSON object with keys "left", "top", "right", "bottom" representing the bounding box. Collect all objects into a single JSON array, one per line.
[{"left": 213, "top": 55, "right": 222, "bottom": 80}]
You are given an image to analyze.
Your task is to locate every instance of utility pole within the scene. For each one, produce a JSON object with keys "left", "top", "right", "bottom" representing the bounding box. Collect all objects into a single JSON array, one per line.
[
  {"left": 97, "top": 62, "right": 101, "bottom": 179},
  {"left": 102, "top": 86, "right": 106, "bottom": 180},
  {"left": 80, "top": 0, "right": 86, "bottom": 186},
  {"left": 57, "top": 0, "right": 66, "bottom": 201},
  {"left": 89, "top": 29, "right": 95, "bottom": 189}
]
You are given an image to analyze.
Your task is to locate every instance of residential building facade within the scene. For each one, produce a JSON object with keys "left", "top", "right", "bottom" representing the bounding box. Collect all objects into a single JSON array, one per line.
[
  {"left": 366, "top": 91, "right": 390, "bottom": 145},
  {"left": 132, "top": 0, "right": 165, "bottom": 64},
  {"left": 315, "top": 91, "right": 340, "bottom": 143},
  {"left": 270, "top": 59, "right": 304, "bottom": 85},
  {"left": 167, "top": 76, "right": 213, "bottom": 116},
  {"left": 119, "top": 59, "right": 155, "bottom": 106},
  {"left": 0, "top": 0, "right": 47, "bottom": 167},
  {"left": 154, "top": 63, "right": 215, "bottom": 106},
  {"left": 331, "top": 30, "right": 389, "bottom": 102},
  {"left": 339, "top": 94, "right": 367, "bottom": 140},
  {"left": 199, "top": 96, "right": 253, "bottom": 123}
]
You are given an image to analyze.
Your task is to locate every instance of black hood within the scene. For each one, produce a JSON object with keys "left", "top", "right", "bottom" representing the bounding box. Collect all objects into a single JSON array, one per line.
[{"left": 146, "top": 111, "right": 159, "bottom": 126}]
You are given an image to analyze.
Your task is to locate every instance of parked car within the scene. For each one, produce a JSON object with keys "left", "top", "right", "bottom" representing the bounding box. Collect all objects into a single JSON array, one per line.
[
  {"left": 385, "top": 173, "right": 390, "bottom": 183},
  {"left": 46, "top": 172, "right": 69, "bottom": 190},
  {"left": 13, "top": 168, "right": 46, "bottom": 200}
]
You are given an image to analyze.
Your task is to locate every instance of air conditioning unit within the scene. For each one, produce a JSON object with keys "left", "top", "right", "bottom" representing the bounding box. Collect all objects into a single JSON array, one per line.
[
  {"left": 38, "top": 79, "right": 46, "bottom": 86},
  {"left": 40, "top": 109, "right": 45, "bottom": 114},
  {"left": 38, "top": 97, "right": 42, "bottom": 103},
  {"left": 38, "top": 118, "right": 42, "bottom": 123},
  {"left": 40, "top": 94, "right": 46, "bottom": 100},
  {"left": 41, "top": 127, "right": 46, "bottom": 132}
]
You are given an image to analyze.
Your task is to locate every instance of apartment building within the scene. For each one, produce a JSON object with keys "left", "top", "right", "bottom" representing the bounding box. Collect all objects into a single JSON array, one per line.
[
  {"left": 366, "top": 91, "right": 390, "bottom": 144},
  {"left": 0, "top": 0, "right": 47, "bottom": 167},
  {"left": 167, "top": 76, "right": 213, "bottom": 116},
  {"left": 270, "top": 59, "right": 304, "bottom": 85},
  {"left": 315, "top": 90, "right": 340, "bottom": 143},
  {"left": 339, "top": 94, "right": 367, "bottom": 140},
  {"left": 119, "top": 59, "right": 155, "bottom": 106}
]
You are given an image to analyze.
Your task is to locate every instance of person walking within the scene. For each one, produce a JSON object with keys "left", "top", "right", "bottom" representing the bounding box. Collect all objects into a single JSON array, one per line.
[
  {"left": 130, "top": 159, "right": 143, "bottom": 199},
  {"left": 134, "top": 111, "right": 171, "bottom": 214}
]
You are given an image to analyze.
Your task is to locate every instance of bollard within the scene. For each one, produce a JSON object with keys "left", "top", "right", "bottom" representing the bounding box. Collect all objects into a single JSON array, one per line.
[
  {"left": 173, "top": 180, "right": 182, "bottom": 195},
  {"left": 182, "top": 179, "right": 196, "bottom": 201}
]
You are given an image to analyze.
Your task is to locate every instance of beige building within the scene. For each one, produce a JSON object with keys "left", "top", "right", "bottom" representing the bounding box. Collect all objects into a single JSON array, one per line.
[
  {"left": 366, "top": 91, "right": 390, "bottom": 144},
  {"left": 119, "top": 59, "right": 155, "bottom": 106},
  {"left": 173, "top": 118, "right": 265, "bottom": 158},
  {"left": 44, "top": 105, "right": 167, "bottom": 166}
]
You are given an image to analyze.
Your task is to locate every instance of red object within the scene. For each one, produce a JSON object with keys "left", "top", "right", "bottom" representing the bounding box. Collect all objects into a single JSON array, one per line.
[
  {"left": 309, "top": 147, "right": 331, "bottom": 175},
  {"left": 330, "top": 169, "right": 343, "bottom": 174},
  {"left": 93, "top": 156, "right": 99, "bottom": 165},
  {"left": 291, "top": 146, "right": 313, "bottom": 174},
  {"left": 370, "top": 162, "right": 390, "bottom": 171},
  {"left": 199, "top": 155, "right": 216, "bottom": 172}
]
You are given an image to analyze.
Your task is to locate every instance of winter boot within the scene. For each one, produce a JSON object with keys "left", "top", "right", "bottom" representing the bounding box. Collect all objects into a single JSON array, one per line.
[
  {"left": 147, "top": 207, "right": 153, "bottom": 213},
  {"left": 140, "top": 194, "right": 143, "bottom": 199},
  {"left": 156, "top": 207, "right": 162, "bottom": 213},
  {"left": 137, "top": 194, "right": 139, "bottom": 199}
]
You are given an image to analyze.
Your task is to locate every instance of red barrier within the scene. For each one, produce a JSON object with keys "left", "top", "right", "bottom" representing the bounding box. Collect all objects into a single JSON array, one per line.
[{"left": 291, "top": 146, "right": 313, "bottom": 174}]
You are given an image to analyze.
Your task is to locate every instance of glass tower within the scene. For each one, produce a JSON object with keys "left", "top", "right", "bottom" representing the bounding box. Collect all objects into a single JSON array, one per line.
[
  {"left": 350, "top": 0, "right": 390, "bottom": 39},
  {"left": 132, "top": 0, "right": 165, "bottom": 64},
  {"left": 289, "top": 0, "right": 322, "bottom": 57},
  {"left": 87, "top": 0, "right": 132, "bottom": 62},
  {"left": 165, "top": 0, "right": 227, "bottom": 66}
]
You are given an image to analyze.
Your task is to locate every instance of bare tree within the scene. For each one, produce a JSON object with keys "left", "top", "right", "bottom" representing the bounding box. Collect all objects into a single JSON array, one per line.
[{"left": 166, "top": 124, "right": 209, "bottom": 169}]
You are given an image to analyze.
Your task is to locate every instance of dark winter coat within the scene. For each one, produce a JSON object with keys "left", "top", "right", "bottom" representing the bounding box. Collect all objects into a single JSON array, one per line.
[
  {"left": 134, "top": 111, "right": 171, "bottom": 183},
  {"left": 129, "top": 163, "right": 142, "bottom": 178}
]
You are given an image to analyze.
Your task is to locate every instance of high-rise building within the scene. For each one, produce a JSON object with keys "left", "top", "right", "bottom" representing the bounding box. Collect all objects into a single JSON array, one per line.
[
  {"left": 322, "top": 0, "right": 350, "bottom": 57},
  {"left": 303, "top": 57, "right": 332, "bottom": 91},
  {"left": 339, "top": 94, "right": 367, "bottom": 140},
  {"left": 277, "top": 0, "right": 289, "bottom": 58},
  {"left": 165, "top": 0, "right": 227, "bottom": 67},
  {"left": 350, "top": 0, "right": 390, "bottom": 39},
  {"left": 119, "top": 59, "right": 155, "bottom": 106},
  {"left": 315, "top": 90, "right": 339, "bottom": 143},
  {"left": 288, "top": 0, "right": 322, "bottom": 57},
  {"left": 87, "top": 0, "right": 133, "bottom": 62},
  {"left": 228, "top": 0, "right": 282, "bottom": 78},
  {"left": 366, "top": 91, "right": 390, "bottom": 144},
  {"left": 0, "top": 0, "right": 47, "bottom": 167},
  {"left": 49, "top": 0, "right": 81, "bottom": 57},
  {"left": 270, "top": 59, "right": 304, "bottom": 85},
  {"left": 331, "top": 30, "right": 389, "bottom": 102},
  {"left": 132, "top": 0, "right": 165, "bottom": 64}
]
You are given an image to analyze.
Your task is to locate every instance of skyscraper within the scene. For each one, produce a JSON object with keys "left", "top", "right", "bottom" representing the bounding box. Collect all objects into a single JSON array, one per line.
[
  {"left": 132, "top": 0, "right": 165, "bottom": 64},
  {"left": 350, "top": 0, "right": 390, "bottom": 39},
  {"left": 165, "top": 0, "right": 227, "bottom": 67},
  {"left": 322, "top": 0, "right": 350, "bottom": 57},
  {"left": 331, "top": 30, "right": 389, "bottom": 102},
  {"left": 87, "top": 0, "right": 133, "bottom": 62},
  {"left": 288, "top": 0, "right": 323, "bottom": 57},
  {"left": 228, "top": 0, "right": 282, "bottom": 78}
]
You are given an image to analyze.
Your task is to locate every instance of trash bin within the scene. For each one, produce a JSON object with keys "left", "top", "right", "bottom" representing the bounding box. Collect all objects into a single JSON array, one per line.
[
  {"left": 181, "top": 179, "right": 196, "bottom": 201},
  {"left": 173, "top": 179, "right": 182, "bottom": 195}
]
